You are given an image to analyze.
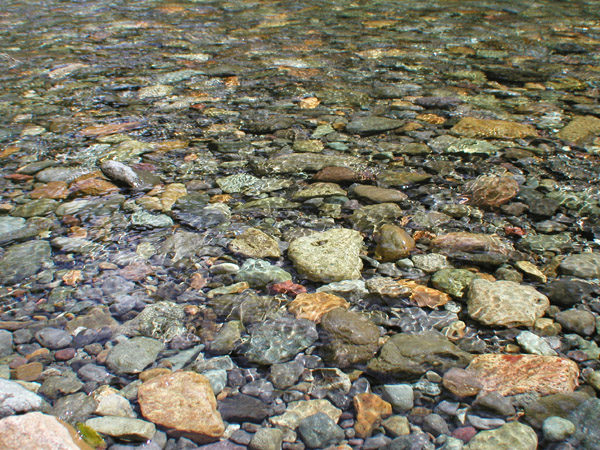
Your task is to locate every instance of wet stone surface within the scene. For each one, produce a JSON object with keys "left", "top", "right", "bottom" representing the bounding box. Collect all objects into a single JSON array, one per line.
[{"left": 1, "top": 0, "right": 600, "bottom": 449}]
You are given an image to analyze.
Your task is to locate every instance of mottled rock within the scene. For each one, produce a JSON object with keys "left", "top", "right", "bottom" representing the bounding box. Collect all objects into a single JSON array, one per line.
[
  {"left": 374, "top": 225, "right": 415, "bottom": 262},
  {"left": 0, "top": 378, "right": 42, "bottom": 417},
  {"left": 287, "top": 292, "right": 349, "bottom": 323},
  {"left": 124, "top": 301, "right": 187, "bottom": 341},
  {"left": 106, "top": 337, "right": 164, "bottom": 375},
  {"left": 298, "top": 412, "right": 345, "bottom": 449},
  {"left": 452, "top": 117, "right": 538, "bottom": 139},
  {"left": 348, "top": 203, "right": 403, "bottom": 232},
  {"left": 354, "top": 393, "right": 393, "bottom": 438},
  {"left": 431, "top": 232, "right": 514, "bottom": 260},
  {"left": 466, "top": 175, "right": 519, "bottom": 208},
  {"left": 218, "top": 393, "right": 270, "bottom": 423},
  {"left": 0, "top": 412, "right": 93, "bottom": 450},
  {"left": 467, "top": 354, "right": 579, "bottom": 396},
  {"left": 467, "top": 279, "right": 549, "bottom": 327},
  {"left": 244, "top": 317, "right": 318, "bottom": 365},
  {"left": 249, "top": 427, "right": 283, "bottom": 450},
  {"left": 464, "top": 422, "right": 537, "bottom": 450},
  {"left": 270, "top": 399, "right": 342, "bottom": 429},
  {"left": 570, "top": 398, "right": 600, "bottom": 450},
  {"left": 269, "top": 361, "right": 305, "bottom": 390},
  {"left": 560, "top": 253, "right": 600, "bottom": 279},
  {"left": 288, "top": 228, "right": 363, "bottom": 282},
  {"left": 319, "top": 308, "right": 381, "bottom": 368},
  {"left": 554, "top": 309, "right": 596, "bottom": 336},
  {"left": 431, "top": 269, "right": 478, "bottom": 298},
  {"left": 229, "top": 228, "right": 281, "bottom": 259},
  {"left": 367, "top": 331, "right": 473, "bottom": 379},
  {"left": 235, "top": 259, "right": 292, "bottom": 288},
  {"left": 258, "top": 153, "right": 362, "bottom": 175},
  {"left": 100, "top": 160, "right": 143, "bottom": 188},
  {"left": 138, "top": 371, "right": 224, "bottom": 443},
  {"left": 293, "top": 182, "right": 346, "bottom": 200},
  {"left": 0, "top": 240, "right": 52, "bottom": 285},
  {"left": 516, "top": 331, "right": 557, "bottom": 356},
  {"left": 557, "top": 115, "right": 600, "bottom": 144},
  {"left": 346, "top": 116, "right": 404, "bottom": 135}
]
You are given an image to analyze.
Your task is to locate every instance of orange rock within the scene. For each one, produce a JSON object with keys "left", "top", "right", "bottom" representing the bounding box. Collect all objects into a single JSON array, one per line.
[
  {"left": 467, "top": 354, "right": 579, "bottom": 396},
  {"left": 138, "top": 371, "right": 225, "bottom": 443},
  {"left": 139, "top": 367, "right": 172, "bottom": 383},
  {"left": 62, "top": 270, "right": 82, "bottom": 286},
  {"left": 14, "top": 362, "right": 43, "bottom": 381},
  {"left": 189, "top": 273, "right": 207, "bottom": 290},
  {"left": 408, "top": 283, "right": 452, "bottom": 309},
  {"left": 29, "top": 181, "right": 69, "bottom": 199},
  {"left": 451, "top": 117, "right": 538, "bottom": 139},
  {"left": 353, "top": 393, "right": 392, "bottom": 438},
  {"left": 298, "top": 97, "right": 320, "bottom": 109},
  {"left": 287, "top": 292, "right": 350, "bottom": 323},
  {"left": 69, "top": 176, "right": 119, "bottom": 197}
]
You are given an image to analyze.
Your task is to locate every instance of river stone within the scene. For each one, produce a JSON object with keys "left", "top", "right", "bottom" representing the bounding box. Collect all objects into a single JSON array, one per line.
[
  {"left": 35, "top": 327, "right": 73, "bottom": 350},
  {"left": 0, "top": 412, "right": 92, "bottom": 450},
  {"left": 348, "top": 203, "right": 403, "bottom": 232},
  {"left": 0, "top": 330, "right": 12, "bottom": 357},
  {"left": 257, "top": 153, "right": 362, "bottom": 175},
  {"left": 464, "top": 422, "right": 537, "bottom": 450},
  {"left": 249, "top": 427, "right": 284, "bottom": 450},
  {"left": 367, "top": 331, "right": 473, "bottom": 379},
  {"left": 351, "top": 185, "right": 408, "bottom": 203},
  {"left": 516, "top": 331, "right": 557, "bottom": 356},
  {"left": 466, "top": 175, "right": 519, "bottom": 208},
  {"left": 525, "top": 391, "right": 591, "bottom": 428},
  {"left": 560, "top": 253, "right": 600, "bottom": 279},
  {"left": 86, "top": 416, "right": 155, "bottom": 441},
  {"left": 228, "top": 228, "right": 281, "bottom": 258},
  {"left": 138, "top": 371, "right": 224, "bottom": 443},
  {"left": 431, "top": 269, "right": 478, "bottom": 298},
  {"left": 235, "top": 259, "right": 292, "bottom": 288},
  {"left": 292, "top": 182, "right": 346, "bottom": 200},
  {"left": 431, "top": 232, "right": 514, "bottom": 259},
  {"left": 39, "top": 372, "right": 83, "bottom": 400},
  {"left": 451, "top": 117, "right": 538, "bottom": 139},
  {"left": 557, "top": 115, "right": 600, "bottom": 144},
  {"left": 243, "top": 317, "right": 318, "bottom": 365},
  {"left": 379, "top": 384, "right": 414, "bottom": 412},
  {"left": 467, "top": 354, "right": 579, "bottom": 396},
  {"left": 570, "top": 398, "right": 600, "bottom": 450},
  {"left": 95, "top": 393, "right": 135, "bottom": 418},
  {"left": 0, "top": 216, "right": 26, "bottom": 235},
  {"left": 216, "top": 173, "right": 260, "bottom": 193},
  {"left": 106, "top": 337, "right": 165, "bottom": 374},
  {"left": 288, "top": 228, "right": 363, "bottom": 283},
  {"left": 543, "top": 278, "right": 596, "bottom": 307},
  {"left": 51, "top": 237, "right": 100, "bottom": 254},
  {"left": 297, "top": 412, "right": 344, "bottom": 449},
  {"left": 287, "top": 292, "right": 349, "bottom": 323},
  {"left": 346, "top": 116, "right": 404, "bottom": 135},
  {"left": 218, "top": 393, "right": 270, "bottom": 423},
  {"left": 467, "top": 279, "right": 549, "bottom": 328},
  {"left": 52, "top": 392, "right": 98, "bottom": 424},
  {"left": 123, "top": 301, "right": 187, "bottom": 341},
  {"left": 11, "top": 199, "right": 57, "bottom": 218},
  {"left": 374, "top": 224, "right": 415, "bottom": 262},
  {"left": 554, "top": 308, "right": 596, "bottom": 335},
  {"left": 0, "top": 378, "right": 42, "bottom": 417},
  {"left": 319, "top": 308, "right": 381, "bottom": 368},
  {"left": 542, "top": 416, "right": 575, "bottom": 441},
  {"left": 100, "top": 160, "right": 142, "bottom": 188},
  {"left": 354, "top": 392, "right": 393, "bottom": 438},
  {"left": 270, "top": 399, "right": 342, "bottom": 429},
  {"left": 0, "top": 240, "right": 52, "bottom": 285}
]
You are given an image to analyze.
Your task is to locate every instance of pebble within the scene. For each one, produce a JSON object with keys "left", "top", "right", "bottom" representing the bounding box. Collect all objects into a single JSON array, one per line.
[
  {"left": 297, "top": 412, "right": 344, "bottom": 449},
  {"left": 542, "top": 416, "right": 576, "bottom": 441}
]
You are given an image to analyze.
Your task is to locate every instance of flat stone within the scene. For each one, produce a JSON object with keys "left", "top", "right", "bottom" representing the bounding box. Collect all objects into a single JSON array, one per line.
[
  {"left": 516, "top": 331, "right": 557, "bottom": 356},
  {"left": 0, "top": 240, "right": 52, "bottom": 285},
  {"left": 218, "top": 394, "right": 270, "bottom": 423},
  {"left": 348, "top": 203, "right": 403, "bottom": 232},
  {"left": 106, "top": 337, "right": 164, "bottom": 375},
  {"left": 292, "top": 182, "right": 346, "bottom": 200},
  {"left": 354, "top": 393, "right": 393, "bottom": 438},
  {"left": 288, "top": 228, "right": 363, "bottom": 283},
  {"left": 95, "top": 393, "right": 135, "bottom": 418},
  {"left": 452, "top": 117, "right": 538, "bottom": 139},
  {"left": 123, "top": 301, "right": 187, "bottom": 341},
  {"left": 228, "top": 228, "right": 281, "bottom": 259},
  {"left": 346, "top": 116, "right": 404, "bottom": 135},
  {"left": 257, "top": 153, "right": 363, "bottom": 175},
  {"left": 270, "top": 399, "right": 342, "bottom": 429},
  {"left": 431, "top": 269, "right": 478, "bottom": 298},
  {"left": 138, "top": 371, "right": 224, "bottom": 443},
  {"left": 319, "top": 308, "right": 381, "bottom": 368},
  {"left": 351, "top": 185, "right": 408, "bottom": 203},
  {"left": 557, "top": 115, "right": 600, "bottom": 144},
  {"left": 0, "top": 378, "right": 42, "bottom": 417},
  {"left": 235, "top": 259, "right": 292, "bottom": 288},
  {"left": 249, "top": 427, "right": 284, "bottom": 450},
  {"left": 0, "top": 412, "right": 93, "bottom": 450},
  {"left": 86, "top": 416, "right": 155, "bottom": 441},
  {"left": 466, "top": 175, "right": 519, "bottom": 208},
  {"left": 467, "top": 279, "right": 549, "bottom": 328},
  {"left": 379, "top": 384, "right": 414, "bottom": 412},
  {"left": 35, "top": 328, "right": 73, "bottom": 350},
  {"left": 467, "top": 354, "right": 579, "bottom": 396},
  {"left": 367, "top": 331, "right": 473, "bottom": 379},
  {"left": 287, "top": 292, "right": 349, "bottom": 323},
  {"left": 560, "top": 253, "right": 600, "bottom": 279},
  {"left": 554, "top": 309, "right": 596, "bottom": 336},
  {"left": 431, "top": 232, "right": 514, "bottom": 259}
]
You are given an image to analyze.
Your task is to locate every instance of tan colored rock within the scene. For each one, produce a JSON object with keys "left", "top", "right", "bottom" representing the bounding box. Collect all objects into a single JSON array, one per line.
[
  {"left": 374, "top": 224, "right": 415, "bottom": 262},
  {"left": 65, "top": 307, "right": 118, "bottom": 334},
  {"left": 442, "top": 367, "right": 483, "bottom": 398},
  {"left": 269, "top": 399, "right": 342, "bottom": 429},
  {"left": 228, "top": 228, "right": 281, "bottom": 259},
  {"left": 515, "top": 260, "right": 547, "bottom": 283},
  {"left": 160, "top": 183, "right": 187, "bottom": 211},
  {"left": 292, "top": 182, "right": 346, "bottom": 200},
  {"left": 313, "top": 166, "right": 367, "bottom": 183},
  {"left": 467, "top": 354, "right": 579, "bottom": 396},
  {"left": 69, "top": 175, "right": 119, "bottom": 197},
  {"left": 138, "top": 371, "right": 224, "bottom": 443},
  {"left": 287, "top": 292, "right": 349, "bottom": 323},
  {"left": 466, "top": 175, "right": 519, "bottom": 208},
  {"left": 85, "top": 416, "right": 155, "bottom": 441},
  {"left": 14, "top": 362, "right": 43, "bottom": 382},
  {"left": 352, "top": 185, "right": 408, "bottom": 203},
  {"left": 353, "top": 393, "right": 393, "bottom": 438},
  {"left": 29, "top": 181, "right": 69, "bottom": 199},
  {"left": 451, "top": 117, "right": 538, "bottom": 139},
  {"left": 431, "top": 232, "right": 513, "bottom": 256},
  {"left": 0, "top": 412, "right": 93, "bottom": 450},
  {"left": 557, "top": 115, "right": 600, "bottom": 144}
]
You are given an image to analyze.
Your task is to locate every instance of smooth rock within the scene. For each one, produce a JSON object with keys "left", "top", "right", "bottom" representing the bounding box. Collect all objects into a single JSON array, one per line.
[
  {"left": 467, "top": 279, "right": 549, "bottom": 327},
  {"left": 560, "top": 253, "right": 600, "bottom": 279},
  {"left": 0, "top": 330, "right": 13, "bottom": 357},
  {"left": 0, "top": 378, "right": 42, "bottom": 417},
  {"left": 464, "top": 422, "right": 537, "bottom": 450},
  {"left": 218, "top": 394, "right": 270, "bottom": 423},
  {"left": 138, "top": 371, "right": 224, "bottom": 443},
  {"left": 35, "top": 328, "right": 73, "bottom": 350},
  {"left": 554, "top": 309, "right": 596, "bottom": 335},
  {"left": 557, "top": 115, "right": 600, "bottom": 144},
  {"left": 451, "top": 117, "right": 538, "bottom": 139},
  {"left": 269, "top": 361, "right": 305, "bottom": 390},
  {"left": 235, "top": 259, "right": 292, "bottom": 288},
  {"left": 248, "top": 427, "right": 283, "bottom": 450},
  {"left": 86, "top": 416, "right": 155, "bottom": 441},
  {"left": 297, "top": 412, "right": 344, "bottom": 449},
  {"left": 466, "top": 354, "right": 579, "bottom": 396},
  {"left": 270, "top": 399, "right": 342, "bottom": 429},
  {"left": 0, "top": 240, "right": 52, "bottom": 285},
  {"left": 106, "top": 337, "right": 165, "bottom": 375},
  {"left": 288, "top": 228, "right": 363, "bottom": 283},
  {"left": 379, "top": 384, "right": 414, "bottom": 412},
  {"left": 346, "top": 116, "right": 404, "bottom": 135},
  {"left": 516, "top": 331, "right": 557, "bottom": 356},
  {"left": 374, "top": 224, "right": 415, "bottom": 262},
  {"left": 287, "top": 292, "right": 349, "bottom": 323},
  {"left": 351, "top": 185, "right": 408, "bottom": 203},
  {"left": 348, "top": 203, "right": 403, "bottom": 232},
  {"left": 228, "top": 228, "right": 281, "bottom": 259},
  {"left": 542, "top": 416, "right": 575, "bottom": 441}
]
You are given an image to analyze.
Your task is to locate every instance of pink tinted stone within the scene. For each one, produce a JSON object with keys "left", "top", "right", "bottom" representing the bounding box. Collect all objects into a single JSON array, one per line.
[
  {"left": 452, "top": 426, "right": 477, "bottom": 443},
  {"left": 467, "top": 354, "right": 579, "bottom": 396},
  {"left": 55, "top": 348, "right": 76, "bottom": 361}
]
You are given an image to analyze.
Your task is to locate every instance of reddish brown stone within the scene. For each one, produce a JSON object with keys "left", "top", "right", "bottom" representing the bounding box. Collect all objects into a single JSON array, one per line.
[
  {"left": 119, "top": 263, "right": 153, "bottom": 281},
  {"left": 79, "top": 121, "right": 142, "bottom": 137},
  {"left": 69, "top": 176, "right": 119, "bottom": 197},
  {"left": 313, "top": 166, "right": 369, "bottom": 183},
  {"left": 29, "top": 181, "right": 69, "bottom": 199},
  {"left": 353, "top": 393, "right": 392, "bottom": 438},
  {"left": 14, "top": 362, "right": 43, "bottom": 381},
  {"left": 431, "top": 232, "right": 513, "bottom": 256},
  {"left": 55, "top": 348, "right": 76, "bottom": 361},
  {"left": 442, "top": 367, "right": 483, "bottom": 398},
  {"left": 268, "top": 280, "right": 307, "bottom": 297},
  {"left": 466, "top": 354, "right": 579, "bottom": 396},
  {"left": 452, "top": 426, "right": 477, "bottom": 443},
  {"left": 466, "top": 175, "right": 519, "bottom": 208},
  {"left": 288, "top": 292, "right": 349, "bottom": 323},
  {"left": 138, "top": 371, "right": 224, "bottom": 443}
]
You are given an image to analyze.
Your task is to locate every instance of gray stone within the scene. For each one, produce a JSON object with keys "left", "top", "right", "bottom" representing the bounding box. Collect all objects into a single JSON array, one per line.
[
  {"left": 208, "top": 321, "right": 243, "bottom": 355},
  {"left": 0, "top": 240, "right": 52, "bottom": 285},
  {"left": 11, "top": 199, "right": 57, "bottom": 218},
  {"left": 348, "top": 203, "right": 403, "bottom": 233},
  {"left": 0, "top": 379, "right": 42, "bottom": 418},
  {"left": 257, "top": 153, "right": 363, "bottom": 175},
  {"left": 244, "top": 317, "right": 318, "bottom": 365},
  {"left": 248, "top": 427, "right": 284, "bottom": 450},
  {"left": 288, "top": 228, "right": 363, "bottom": 283},
  {"left": 464, "top": 422, "right": 537, "bottom": 450},
  {"left": 218, "top": 394, "right": 270, "bottom": 423},
  {"left": 202, "top": 369, "right": 228, "bottom": 395},
  {"left": 525, "top": 391, "right": 590, "bottom": 428},
  {"left": 130, "top": 210, "right": 174, "bottom": 228},
  {"left": 423, "top": 413, "right": 450, "bottom": 437},
  {"left": 39, "top": 372, "right": 83, "bottom": 399},
  {"left": 52, "top": 392, "right": 98, "bottom": 424},
  {"left": 35, "top": 328, "right": 72, "bottom": 350},
  {"left": 77, "top": 364, "right": 112, "bottom": 383},
  {"left": 35, "top": 166, "right": 91, "bottom": 183},
  {"left": 106, "top": 337, "right": 165, "bottom": 374},
  {"left": 346, "top": 116, "right": 404, "bottom": 135},
  {"left": 51, "top": 237, "right": 100, "bottom": 254},
  {"left": 412, "top": 254, "right": 451, "bottom": 273},
  {"left": 298, "top": 412, "right": 344, "bottom": 448},
  {"left": 560, "top": 253, "right": 600, "bottom": 279},
  {"left": 542, "top": 416, "right": 575, "bottom": 441},
  {"left": 0, "top": 331, "right": 13, "bottom": 358},
  {"left": 235, "top": 259, "right": 292, "bottom": 288},
  {"left": 380, "top": 384, "right": 414, "bottom": 412},
  {"left": 367, "top": 331, "right": 472, "bottom": 379},
  {"left": 86, "top": 416, "right": 156, "bottom": 441},
  {"left": 124, "top": 301, "right": 187, "bottom": 341},
  {"left": 570, "top": 398, "right": 600, "bottom": 450},
  {"left": 0, "top": 217, "right": 26, "bottom": 235},
  {"left": 269, "top": 361, "right": 305, "bottom": 390},
  {"left": 100, "top": 160, "right": 143, "bottom": 188},
  {"left": 555, "top": 309, "right": 596, "bottom": 336},
  {"left": 516, "top": 331, "right": 557, "bottom": 356}
]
